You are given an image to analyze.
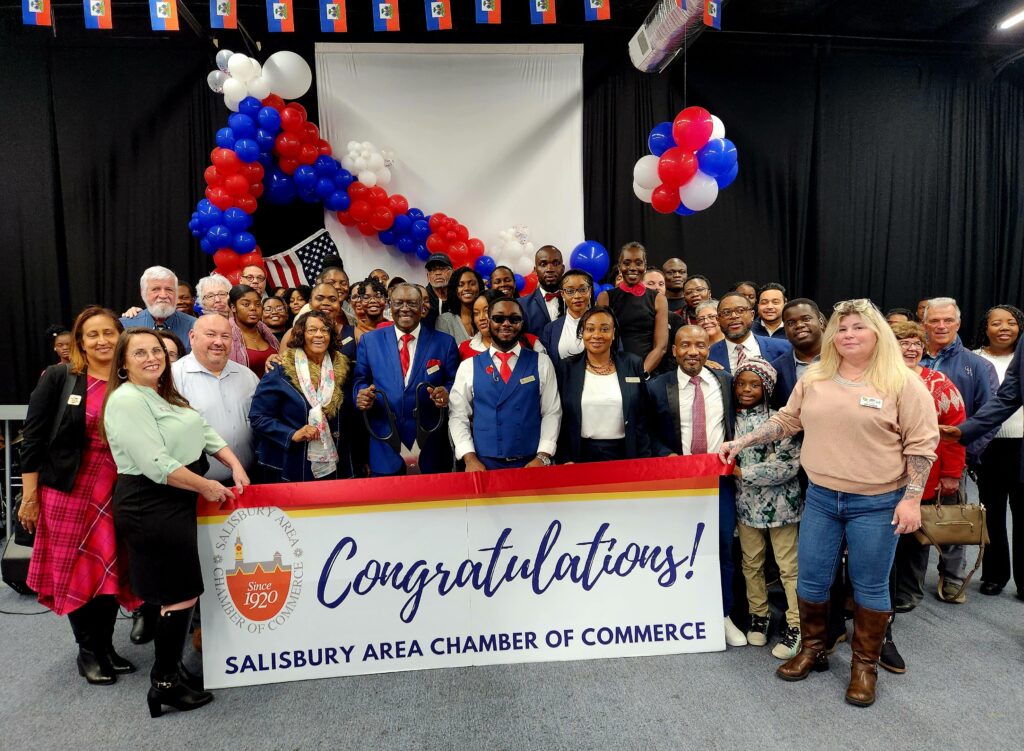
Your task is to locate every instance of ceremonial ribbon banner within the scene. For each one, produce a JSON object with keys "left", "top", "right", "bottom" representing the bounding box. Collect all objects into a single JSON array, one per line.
[{"left": 197, "top": 456, "right": 729, "bottom": 689}]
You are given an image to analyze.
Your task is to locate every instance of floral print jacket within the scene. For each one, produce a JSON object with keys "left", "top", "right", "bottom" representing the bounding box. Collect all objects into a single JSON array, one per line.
[{"left": 735, "top": 407, "right": 803, "bottom": 528}]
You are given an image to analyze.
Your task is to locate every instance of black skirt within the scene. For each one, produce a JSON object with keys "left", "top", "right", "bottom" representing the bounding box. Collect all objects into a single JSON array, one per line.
[{"left": 112, "top": 457, "right": 208, "bottom": 605}]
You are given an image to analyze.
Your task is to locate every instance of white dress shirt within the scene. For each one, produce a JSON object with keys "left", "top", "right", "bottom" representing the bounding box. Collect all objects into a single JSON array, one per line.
[
  {"left": 557, "top": 313, "right": 585, "bottom": 360},
  {"left": 394, "top": 324, "right": 421, "bottom": 387},
  {"left": 172, "top": 354, "right": 260, "bottom": 481},
  {"left": 725, "top": 335, "right": 761, "bottom": 372},
  {"left": 540, "top": 289, "right": 560, "bottom": 323},
  {"left": 580, "top": 371, "right": 625, "bottom": 439},
  {"left": 449, "top": 343, "right": 562, "bottom": 460},
  {"left": 677, "top": 366, "right": 726, "bottom": 454}
]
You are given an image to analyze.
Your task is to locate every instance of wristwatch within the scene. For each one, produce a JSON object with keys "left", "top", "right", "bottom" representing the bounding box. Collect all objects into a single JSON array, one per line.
[{"left": 536, "top": 453, "right": 553, "bottom": 466}]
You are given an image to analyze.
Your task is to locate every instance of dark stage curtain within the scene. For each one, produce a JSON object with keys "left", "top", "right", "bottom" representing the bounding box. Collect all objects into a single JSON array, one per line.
[{"left": 1, "top": 31, "right": 1022, "bottom": 403}]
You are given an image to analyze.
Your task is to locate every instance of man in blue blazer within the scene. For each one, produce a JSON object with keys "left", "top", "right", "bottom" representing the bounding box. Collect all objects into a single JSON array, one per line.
[
  {"left": 353, "top": 284, "right": 460, "bottom": 476},
  {"left": 709, "top": 291, "right": 791, "bottom": 373},
  {"left": 770, "top": 298, "right": 825, "bottom": 408},
  {"left": 520, "top": 245, "right": 565, "bottom": 337}
]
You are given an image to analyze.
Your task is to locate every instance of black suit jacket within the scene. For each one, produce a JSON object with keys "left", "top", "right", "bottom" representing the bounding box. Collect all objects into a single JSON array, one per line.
[
  {"left": 21, "top": 364, "right": 89, "bottom": 493},
  {"left": 556, "top": 352, "right": 652, "bottom": 462},
  {"left": 647, "top": 367, "right": 735, "bottom": 457},
  {"left": 960, "top": 338, "right": 1024, "bottom": 481}
]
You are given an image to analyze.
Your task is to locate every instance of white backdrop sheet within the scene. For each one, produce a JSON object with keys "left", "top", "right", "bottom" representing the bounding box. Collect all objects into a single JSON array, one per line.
[{"left": 315, "top": 43, "right": 584, "bottom": 284}]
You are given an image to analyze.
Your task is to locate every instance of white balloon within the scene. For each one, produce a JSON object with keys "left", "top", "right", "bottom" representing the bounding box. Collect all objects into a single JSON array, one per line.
[
  {"left": 524, "top": 242, "right": 535, "bottom": 254},
  {"left": 261, "top": 51, "right": 312, "bottom": 100},
  {"left": 246, "top": 76, "right": 271, "bottom": 101},
  {"left": 340, "top": 155, "right": 356, "bottom": 172},
  {"left": 633, "top": 155, "right": 661, "bottom": 190},
  {"left": 358, "top": 170, "right": 378, "bottom": 187},
  {"left": 228, "top": 53, "right": 256, "bottom": 83},
  {"left": 710, "top": 115, "right": 726, "bottom": 141},
  {"left": 224, "top": 95, "right": 241, "bottom": 113},
  {"left": 250, "top": 61, "right": 262, "bottom": 79},
  {"left": 368, "top": 153, "right": 384, "bottom": 170},
  {"left": 514, "top": 255, "right": 534, "bottom": 276},
  {"left": 353, "top": 157, "right": 367, "bottom": 172},
  {"left": 633, "top": 181, "right": 654, "bottom": 203},
  {"left": 678, "top": 170, "right": 719, "bottom": 211},
  {"left": 361, "top": 141, "right": 373, "bottom": 150},
  {"left": 360, "top": 150, "right": 371, "bottom": 160},
  {"left": 347, "top": 141, "right": 360, "bottom": 152},
  {"left": 222, "top": 77, "right": 248, "bottom": 102},
  {"left": 216, "top": 49, "right": 234, "bottom": 73},
  {"left": 207, "top": 70, "right": 227, "bottom": 94},
  {"left": 376, "top": 167, "right": 391, "bottom": 185}
]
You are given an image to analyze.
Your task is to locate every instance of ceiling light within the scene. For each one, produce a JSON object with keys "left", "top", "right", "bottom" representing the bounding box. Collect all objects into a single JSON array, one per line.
[{"left": 998, "top": 8, "right": 1024, "bottom": 30}]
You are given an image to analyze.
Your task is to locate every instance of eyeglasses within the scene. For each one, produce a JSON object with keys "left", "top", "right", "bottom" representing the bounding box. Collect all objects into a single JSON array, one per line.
[
  {"left": 129, "top": 346, "right": 166, "bottom": 361},
  {"left": 390, "top": 300, "right": 421, "bottom": 310},
  {"left": 561, "top": 285, "right": 592, "bottom": 297},
  {"left": 833, "top": 298, "right": 876, "bottom": 314},
  {"left": 352, "top": 294, "right": 384, "bottom": 302},
  {"left": 202, "top": 292, "right": 229, "bottom": 302},
  {"left": 241, "top": 274, "right": 266, "bottom": 284},
  {"left": 898, "top": 339, "right": 925, "bottom": 351},
  {"left": 695, "top": 314, "right": 719, "bottom": 324},
  {"left": 685, "top": 285, "right": 709, "bottom": 294},
  {"left": 489, "top": 314, "right": 524, "bottom": 325},
  {"left": 718, "top": 307, "right": 752, "bottom": 319},
  {"left": 305, "top": 327, "right": 332, "bottom": 336}
]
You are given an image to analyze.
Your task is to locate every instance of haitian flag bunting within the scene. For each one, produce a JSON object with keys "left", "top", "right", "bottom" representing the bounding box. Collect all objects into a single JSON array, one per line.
[
  {"left": 372, "top": 0, "right": 400, "bottom": 31},
  {"left": 22, "top": 0, "right": 51, "bottom": 25},
  {"left": 676, "top": 0, "right": 686, "bottom": 9},
  {"left": 529, "top": 0, "right": 556, "bottom": 25},
  {"left": 320, "top": 0, "right": 348, "bottom": 32},
  {"left": 424, "top": 0, "right": 452, "bottom": 30},
  {"left": 583, "top": 0, "right": 609, "bottom": 22},
  {"left": 210, "top": 0, "right": 237, "bottom": 29},
  {"left": 267, "top": 0, "right": 295, "bottom": 31},
  {"left": 703, "top": 0, "right": 721, "bottom": 29},
  {"left": 83, "top": 0, "right": 113, "bottom": 28},
  {"left": 149, "top": 0, "right": 179, "bottom": 30},
  {"left": 475, "top": 0, "right": 500, "bottom": 24}
]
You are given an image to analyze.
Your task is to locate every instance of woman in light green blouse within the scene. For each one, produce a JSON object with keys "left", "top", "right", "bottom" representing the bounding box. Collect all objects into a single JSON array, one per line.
[{"left": 102, "top": 328, "right": 249, "bottom": 719}]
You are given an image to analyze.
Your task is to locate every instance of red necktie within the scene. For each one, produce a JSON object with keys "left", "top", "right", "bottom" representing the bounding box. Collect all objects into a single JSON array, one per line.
[
  {"left": 495, "top": 352, "right": 514, "bottom": 383},
  {"left": 735, "top": 343, "right": 747, "bottom": 368},
  {"left": 399, "top": 333, "right": 414, "bottom": 379},
  {"left": 544, "top": 291, "right": 559, "bottom": 302},
  {"left": 619, "top": 282, "right": 646, "bottom": 297},
  {"left": 689, "top": 375, "right": 708, "bottom": 455}
]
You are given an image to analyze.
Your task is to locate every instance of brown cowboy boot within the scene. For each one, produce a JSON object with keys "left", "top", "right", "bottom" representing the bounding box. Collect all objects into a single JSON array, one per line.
[
  {"left": 846, "top": 603, "right": 892, "bottom": 707},
  {"left": 777, "top": 599, "right": 830, "bottom": 681}
]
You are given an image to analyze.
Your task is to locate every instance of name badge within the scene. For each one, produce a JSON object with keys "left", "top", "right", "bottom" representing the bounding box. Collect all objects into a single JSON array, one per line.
[
  {"left": 859, "top": 396, "right": 883, "bottom": 409},
  {"left": 67, "top": 395, "right": 82, "bottom": 406},
  {"left": 426, "top": 365, "right": 440, "bottom": 375},
  {"left": 341, "top": 336, "right": 353, "bottom": 346},
  {"left": 520, "top": 375, "right": 536, "bottom": 385},
  {"left": 625, "top": 376, "right": 641, "bottom": 384}
]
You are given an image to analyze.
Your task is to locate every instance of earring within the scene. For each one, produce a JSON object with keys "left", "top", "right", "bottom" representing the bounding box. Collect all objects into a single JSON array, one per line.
[{"left": 117, "top": 368, "right": 128, "bottom": 380}]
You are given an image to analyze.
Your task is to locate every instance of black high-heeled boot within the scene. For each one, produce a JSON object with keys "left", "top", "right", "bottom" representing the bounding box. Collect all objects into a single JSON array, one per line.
[
  {"left": 130, "top": 603, "right": 158, "bottom": 644},
  {"left": 67, "top": 600, "right": 116, "bottom": 686},
  {"left": 94, "top": 595, "right": 136, "bottom": 674},
  {"left": 147, "top": 607, "right": 213, "bottom": 718}
]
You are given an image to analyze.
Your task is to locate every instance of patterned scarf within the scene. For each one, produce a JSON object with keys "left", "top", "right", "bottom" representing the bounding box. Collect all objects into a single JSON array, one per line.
[{"left": 293, "top": 349, "right": 339, "bottom": 479}]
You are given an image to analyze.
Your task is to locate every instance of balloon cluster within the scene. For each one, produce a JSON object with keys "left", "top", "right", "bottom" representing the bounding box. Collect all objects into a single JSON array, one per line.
[
  {"left": 339, "top": 141, "right": 394, "bottom": 188},
  {"left": 417, "top": 213, "right": 484, "bottom": 270},
  {"left": 473, "top": 226, "right": 534, "bottom": 293},
  {"left": 632, "top": 106, "right": 739, "bottom": 216},
  {"left": 208, "top": 50, "right": 312, "bottom": 112}
]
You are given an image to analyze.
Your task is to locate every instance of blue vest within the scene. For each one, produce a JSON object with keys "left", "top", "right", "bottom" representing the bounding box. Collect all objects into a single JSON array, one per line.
[{"left": 471, "top": 349, "right": 542, "bottom": 459}]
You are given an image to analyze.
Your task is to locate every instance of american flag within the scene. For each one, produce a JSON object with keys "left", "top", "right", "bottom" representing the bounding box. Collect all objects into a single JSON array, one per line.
[{"left": 264, "top": 229, "right": 340, "bottom": 288}]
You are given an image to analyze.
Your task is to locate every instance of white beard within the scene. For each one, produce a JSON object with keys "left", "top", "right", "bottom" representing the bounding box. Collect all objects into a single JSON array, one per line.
[{"left": 148, "top": 302, "right": 176, "bottom": 319}]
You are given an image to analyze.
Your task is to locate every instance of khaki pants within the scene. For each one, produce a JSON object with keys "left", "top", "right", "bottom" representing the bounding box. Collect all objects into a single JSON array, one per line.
[{"left": 737, "top": 522, "right": 800, "bottom": 628}]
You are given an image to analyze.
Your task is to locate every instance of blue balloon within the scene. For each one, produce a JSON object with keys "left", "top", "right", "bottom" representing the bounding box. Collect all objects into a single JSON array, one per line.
[
  {"left": 397, "top": 236, "right": 416, "bottom": 254},
  {"left": 216, "top": 127, "right": 236, "bottom": 149},
  {"left": 378, "top": 230, "right": 396, "bottom": 246},
  {"left": 333, "top": 169, "right": 354, "bottom": 189},
  {"left": 239, "top": 97, "right": 262, "bottom": 119},
  {"left": 197, "top": 202, "right": 223, "bottom": 229},
  {"left": 233, "top": 138, "right": 260, "bottom": 163},
  {"left": 257, "top": 152, "right": 274, "bottom": 171},
  {"left": 234, "top": 232, "right": 257, "bottom": 254},
  {"left": 414, "top": 244, "right": 430, "bottom": 261},
  {"left": 647, "top": 121, "right": 675, "bottom": 157},
  {"left": 255, "top": 128, "right": 276, "bottom": 153},
  {"left": 391, "top": 214, "right": 412, "bottom": 236},
  {"left": 223, "top": 207, "right": 252, "bottom": 232},
  {"left": 191, "top": 227, "right": 203, "bottom": 239},
  {"left": 697, "top": 138, "right": 738, "bottom": 179},
  {"left": 674, "top": 204, "right": 696, "bottom": 216},
  {"left": 298, "top": 186, "right": 320, "bottom": 204},
  {"left": 411, "top": 220, "right": 431, "bottom": 242},
  {"left": 257, "top": 106, "right": 281, "bottom": 133},
  {"left": 324, "top": 191, "right": 349, "bottom": 212},
  {"left": 514, "top": 274, "right": 526, "bottom": 292},
  {"left": 315, "top": 178, "right": 336, "bottom": 199},
  {"left": 293, "top": 165, "right": 318, "bottom": 191},
  {"left": 200, "top": 238, "right": 214, "bottom": 254},
  {"left": 314, "top": 156, "right": 339, "bottom": 176},
  {"left": 716, "top": 161, "right": 739, "bottom": 190},
  {"left": 598, "top": 283, "right": 615, "bottom": 294},
  {"left": 227, "top": 113, "right": 256, "bottom": 139},
  {"left": 569, "top": 241, "right": 610, "bottom": 281},
  {"left": 474, "top": 255, "right": 497, "bottom": 277},
  {"left": 265, "top": 169, "right": 296, "bottom": 205},
  {"left": 407, "top": 208, "right": 425, "bottom": 220},
  {"left": 205, "top": 224, "right": 232, "bottom": 249}
]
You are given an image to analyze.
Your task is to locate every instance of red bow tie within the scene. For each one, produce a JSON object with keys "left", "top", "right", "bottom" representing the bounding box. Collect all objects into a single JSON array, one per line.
[
  {"left": 544, "top": 291, "right": 560, "bottom": 302},
  {"left": 619, "top": 282, "right": 646, "bottom": 297}
]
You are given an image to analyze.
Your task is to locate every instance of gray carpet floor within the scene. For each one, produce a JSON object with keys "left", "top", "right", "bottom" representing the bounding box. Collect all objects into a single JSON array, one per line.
[{"left": 1, "top": 553, "right": 1021, "bottom": 751}]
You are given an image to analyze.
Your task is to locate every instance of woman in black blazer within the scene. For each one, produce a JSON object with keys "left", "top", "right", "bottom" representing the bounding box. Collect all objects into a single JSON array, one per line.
[
  {"left": 19, "top": 306, "right": 141, "bottom": 686},
  {"left": 557, "top": 306, "right": 652, "bottom": 463}
]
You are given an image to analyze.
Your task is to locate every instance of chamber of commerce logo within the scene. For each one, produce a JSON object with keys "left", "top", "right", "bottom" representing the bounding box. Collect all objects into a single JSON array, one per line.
[{"left": 227, "top": 535, "right": 292, "bottom": 621}]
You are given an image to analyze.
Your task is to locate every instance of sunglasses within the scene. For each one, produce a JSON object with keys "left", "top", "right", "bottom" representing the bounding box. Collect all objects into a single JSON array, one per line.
[{"left": 489, "top": 314, "right": 524, "bottom": 325}]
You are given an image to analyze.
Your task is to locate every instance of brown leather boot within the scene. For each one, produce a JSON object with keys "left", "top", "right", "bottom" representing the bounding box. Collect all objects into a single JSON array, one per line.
[
  {"left": 845, "top": 604, "right": 892, "bottom": 707},
  {"left": 776, "top": 599, "right": 830, "bottom": 681}
]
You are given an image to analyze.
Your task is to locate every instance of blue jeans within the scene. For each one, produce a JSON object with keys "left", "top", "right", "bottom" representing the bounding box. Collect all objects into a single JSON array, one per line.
[{"left": 797, "top": 482, "right": 903, "bottom": 611}]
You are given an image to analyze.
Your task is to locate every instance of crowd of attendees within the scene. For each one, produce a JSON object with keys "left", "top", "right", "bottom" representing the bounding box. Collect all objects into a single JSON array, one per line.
[{"left": 16, "top": 242, "right": 1023, "bottom": 716}]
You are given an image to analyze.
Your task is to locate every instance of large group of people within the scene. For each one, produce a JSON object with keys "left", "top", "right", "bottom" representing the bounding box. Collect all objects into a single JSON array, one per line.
[{"left": 18, "top": 243, "right": 1024, "bottom": 716}]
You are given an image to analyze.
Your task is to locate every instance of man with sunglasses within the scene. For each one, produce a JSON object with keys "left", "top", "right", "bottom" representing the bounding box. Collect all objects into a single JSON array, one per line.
[
  {"left": 353, "top": 284, "right": 460, "bottom": 477},
  {"left": 539, "top": 269, "right": 594, "bottom": 368},
  {"left": 709, "top": 292, "right": 791, "bottom": 373},
  {"left": 449, "top": 298, "right": 562, "bottom": 471}
]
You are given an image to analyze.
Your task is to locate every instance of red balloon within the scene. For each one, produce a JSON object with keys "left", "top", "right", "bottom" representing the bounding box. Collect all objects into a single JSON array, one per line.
[
  {"left": 336, "top": 210, "right": 356, "bottom": 226},
  {"left": 429, "top": 213, "right": 447, "bottom": 231},
  {"left": 426, "top": 234, "right": 447, "bottom": 253},
  {"left": 239, "top": 250, "right": 263, "bottom": 267},
  {"left": 467, "top": 238, "right": 485, "bottom": 259},
  {"left": 521, "top": 272, "right": 539, "bottom": 296},
  {"left": 211, "top": 148, "right": 240, "bottom": 175},
  {"left": 275, "top": 132, "right": 302, "bottom": 158},
  {"left": 298, "top": 144, "right": 318, "bottom": 165},
  {"left": 357, "top": 222, "right": 377, "bottom": 237},
  {"left": 261, "top": 95, "right": 286, "bottom": 112},
  {"left": 207, "top": 187, "right": 233, "bottom": 211},
  {"left": 236, "top": 195, "right": 257, "bottom": 214},
  {"left": 448, "top": 241, "right": 470, "bottom": 267},
  {"left": 279, "top": 158, "right": 299, "bottom": 175},
  {"left": 369, "top": 207, "right": 394, "bottom": 232},
  {"left": 302, "top": 122, "right": 320, "bottom": 143},
  {"left": 316, "top": 139, "right": 333, "bottom": 156},
  {"left": 657, "top": 147, "right": 698, "bottom": 188},
  {"left": 225, "top": 270, "right": 243, "bottom": 285},
  {"left": 672, "top": 106, "right": 714, "bottom": 152},
  {"left": 248, "top": 182, "right": 264, "bottom": 199},
  {"left": 347, "top": 182, "right": 369, "bottom": 202},
  {"left": 446, "top": 230, "right": 457, "bottom": 243},
  {"left": 204, "top": 166, "right": 222, "bottom": 186},
  {"left": 213, "top": 249, "right": 241, "bottom": 272},
  {"left": 387, "top": 194, "right": 409, "bottom": 215},
  {"left": 240, "top": 162, "right": 264, "bottom": 183},
  {"left": 224, "top": 174, "right": 249, "bottom": 198},
  {"left": 280, "top": 107, "right": 306, "bottom": 134},
  {"left": 367, "top": 186, "right": 388, "bottom": 207},
  {"left": 454, "top": 224, "right": 469, "bottom": 241},
  {"left": 650, "top": 184, "right": 681, "bottom": 214},
  {"left": 349, "top": 199, "right": 371, "bottom": 223},
  {"left": 286, "top": 102, "right": 307, "bottom": 118}
]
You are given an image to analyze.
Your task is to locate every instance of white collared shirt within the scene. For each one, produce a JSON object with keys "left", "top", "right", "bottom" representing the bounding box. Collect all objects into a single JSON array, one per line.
[
  {"left": 726, "top": 335, "right": 761, "bottom": 372},
  {"left": 394, "top": 324, "right": 421, "bottom": 387},
  {"left": 542, "top": 289, "right": 560, "bottom": 323},
  {"left": 580, "top": 371, "right": 625, "bottom": 439},
  {"left": 449, "top": 343, "right": 562, "bottom": 460},
  {"left": 557, "top": 313, "right": 585, "bottom": 360},
  {"left": 676, "top": 366, "right": 726, "bottom": 455}
]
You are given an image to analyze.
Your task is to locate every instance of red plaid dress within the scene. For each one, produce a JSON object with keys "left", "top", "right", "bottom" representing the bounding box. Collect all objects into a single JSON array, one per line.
[{"left": 26, "top": 376, "right": 142, "bottom": 615}]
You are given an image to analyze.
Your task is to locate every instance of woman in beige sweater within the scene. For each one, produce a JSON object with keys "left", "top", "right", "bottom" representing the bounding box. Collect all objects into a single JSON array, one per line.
[{"left": 720, "top": 299, "right": 938, "bottom": 708}]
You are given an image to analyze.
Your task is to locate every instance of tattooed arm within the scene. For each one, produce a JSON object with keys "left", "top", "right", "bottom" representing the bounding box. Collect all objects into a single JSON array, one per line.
[
  {"left": 891, "top": 454, "right": 934, "bottom": 535},
  {"left": 719, "top": 417, "right": 794, "bottom": 464}
]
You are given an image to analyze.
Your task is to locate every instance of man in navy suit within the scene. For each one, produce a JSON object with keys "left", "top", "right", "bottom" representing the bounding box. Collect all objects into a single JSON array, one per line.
[
  {"left": 709, "top": 291, "right": 791, "bottom": 373},
  {"left": 353, "top": 284, "right": 460, "bottom": 476},
  {"left": 770, "top": 298, "right": 825, "bottom": 408},
  {"left": 520, "top": 245, "right": 565, "bottom": 337}
]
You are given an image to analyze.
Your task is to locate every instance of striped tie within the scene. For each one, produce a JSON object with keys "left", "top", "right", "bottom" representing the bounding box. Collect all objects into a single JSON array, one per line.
[{"left": 690, "top": 375, "right": 707, "bottom": 455}]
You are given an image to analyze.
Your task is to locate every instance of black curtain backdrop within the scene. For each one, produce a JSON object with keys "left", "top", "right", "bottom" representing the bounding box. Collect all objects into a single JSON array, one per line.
[{"left": 2, "top": 29, "right": 1022, "bottom": 403}]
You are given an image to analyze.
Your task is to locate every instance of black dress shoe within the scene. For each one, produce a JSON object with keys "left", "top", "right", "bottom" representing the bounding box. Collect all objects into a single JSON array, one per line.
[
  {"left": 979, "top": 582, "right": 1004, "bottom": 596},
  {"left": 131, "top": 605, "right": 157, "bottom": 645},
  {"left": 105, "top": 648, "right": 137, "bottom": 674},
  {"left": 77, "top": 649, "right": 116, "bottom": 686}
]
